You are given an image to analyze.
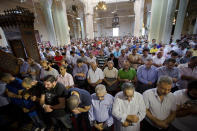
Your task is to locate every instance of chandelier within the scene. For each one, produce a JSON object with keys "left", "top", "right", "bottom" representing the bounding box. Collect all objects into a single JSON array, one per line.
[{"left": 95, "top": 1, "right": 107, "bottom": 11}]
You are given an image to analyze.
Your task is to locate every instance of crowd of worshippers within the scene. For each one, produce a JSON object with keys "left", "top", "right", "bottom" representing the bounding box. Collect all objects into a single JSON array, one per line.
[{"left": 0, "top": 35, "right": 197, "bottom": 131}]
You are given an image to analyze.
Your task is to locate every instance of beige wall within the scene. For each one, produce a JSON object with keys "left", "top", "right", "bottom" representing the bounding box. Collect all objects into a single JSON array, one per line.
[{"left": 0, "top": 0, "right": 49, "bottom": 47}]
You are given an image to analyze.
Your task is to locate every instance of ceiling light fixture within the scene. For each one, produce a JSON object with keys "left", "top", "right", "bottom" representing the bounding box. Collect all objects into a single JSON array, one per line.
[{"left": 95, "top": 1, "right": 107, "bottom": 11}]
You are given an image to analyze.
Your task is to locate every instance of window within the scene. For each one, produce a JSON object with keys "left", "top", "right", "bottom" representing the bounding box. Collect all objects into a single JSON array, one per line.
[{"left": 113, "top": 28, "right": 119, "bottom": 37}]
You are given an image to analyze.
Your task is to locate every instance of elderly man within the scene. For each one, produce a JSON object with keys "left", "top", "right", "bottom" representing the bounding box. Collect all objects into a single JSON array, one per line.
[
  {"left": 89, "top": 84, "right": 114, "bottom": 131},
  {"left": 112, "top": 82, "right": 146, "bottom": 131},
  {"left": 73, "top": 58, "right": 88, "bottom": 88},
  {"left": 142, "top": 76, "right": 176, "bottom": 131},
  {"left": 137, "top": 58, "right": 158, "bottom": 93},
  {"left": 67, "top": 88, "right": 92, "bottom": 131},
  {"left": 157, "top": 58, "right": 180, "bottom": 92},
  {"left": 172, "top": 80, "right": 197, "bottom": 131},
  {"left": 118, "top": 60, "right": 137, "bottom": 86},
  {"left": 87, "top": 62, "right": 104, "bottom": 93},
  {"left": 103, "top": 61, "right": 119, "bottom": 95}
]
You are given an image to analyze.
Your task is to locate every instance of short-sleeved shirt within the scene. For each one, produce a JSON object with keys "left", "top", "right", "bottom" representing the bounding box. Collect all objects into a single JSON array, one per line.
[
  {"left": 25, "top": 81, "right": 44, "bottom": 98},
  {"left": 42, "top": 82, "right": 68, "bottom": 117},
  {"left": 104, "top": 67, "right": 118, "bottom": 78},
  {"left": 68, "top": 88, "right": 92, "bottom": 108},
  {"left": 143, "top": 88, "right": 176, "bottom": 126},
  {"left": 87, "top": 68, "right": 104, "bottom": 83},
  {"left": 118, "top": 68, "right": 136, "bottom": 81}
]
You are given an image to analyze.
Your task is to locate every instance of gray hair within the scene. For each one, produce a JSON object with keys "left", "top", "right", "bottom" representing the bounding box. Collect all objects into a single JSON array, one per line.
[
  {"left": 95, "top": 84, "right": 107, "bottom": 94},
  {"left": 107, "top": 61, "right": 114, "bottom": 65},
  {"left": 122, "top": 82, "right": 135, "bottom": 92},
  {"left": 157, "top": 75, "right": 173, "bottom": 85},
  {"left": 67, "top": 95, "right": 80, "bottom": 110}
]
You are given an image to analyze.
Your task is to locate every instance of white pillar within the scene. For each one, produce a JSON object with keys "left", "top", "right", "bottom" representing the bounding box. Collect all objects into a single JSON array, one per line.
[
  {"left": 78, "top": 11, "right": 85, "bottom": 39},
  {"left": 161, "top": 0, "right": 177, "bottom": 44},
  {"left": 84, "top": 2, "right": 94, "bottom": 39},
  {"left": 52, "top": 0, "right": 70, "bottom": 46},
  {"left": 148, "top": 0, "right": 169, "bottom": 43},
  {"left": 173, "top": 0, "right": 189, "bottom": 42},
  {"left": 193, "top": 18, "right": 197, "bottom": 34},
  {"left": 134, "top": 0, "right": 145, "bottom": 37},
  {"left": 40, "top": 0, "right": 56, "bottom": 46}
]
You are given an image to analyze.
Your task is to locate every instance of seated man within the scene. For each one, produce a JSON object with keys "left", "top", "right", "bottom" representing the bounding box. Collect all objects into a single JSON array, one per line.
[
  {"left": 67, "top": 87, "right": 92, "bottom": 131},
  {"left": 172, "top": 80, "right": 197, "bottom": 131},
  {"left": 40, "top": 60, "right": 59, "bottom": 80},
  {"left": 152, "top": 51, "right": 165, "bottom": 67},
  {"left": 128, "top": 48, "right": 142, "bottom": 70},
  {"left": 103, "top": 61, "right": 119, "bottom": 95},
  {"left": 137, "top": 58, "right": 158, "bottom": 93},
  {"left": 112, "top": 82, "right": 146, "bottom": 131},
  {"left": 40, "top": 75, "right": 71, "bottom": 130},
  {"left": 157, "top": 58, "right": 180, "bottom": 92},
  {"left": 89, "top": 84, "right": 114, "bottom": 131},
  {"left": 87, "top": 62, "right": 104, "bottom": 93},
  {"left": 118, "top": 49, "right": 128, "bottom": 69},
  {"left": 73, "top": 58, "right": 88, "bottom": 89},
  {"left": 17, "top": 58, "right": 29, "bottom": 78},
  {"left": 142, "top": 76, "right": 176, "bottom": 131},
  {"left": 118, "top": 60, "right": 137, "bottom": 87}
]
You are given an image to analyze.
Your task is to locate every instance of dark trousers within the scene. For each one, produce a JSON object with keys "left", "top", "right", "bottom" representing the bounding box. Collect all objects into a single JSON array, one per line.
[
  {"left": 136, "top": 82, "right": 156, "bottom": 94},
  {"left": 75, "top": 112, "right": 91, "bottom": 131},
  {"left": 30, "top": 114, "right": 45, "bottom": 129},
  {"left": 141, "top": 119, "right": 179, "bottom": 131},
  {"left": 93, "top": 126, "right": 112, "bottom": 131},
  {"left": 51, "top": 114, "right": 72, "bottom": 131}
]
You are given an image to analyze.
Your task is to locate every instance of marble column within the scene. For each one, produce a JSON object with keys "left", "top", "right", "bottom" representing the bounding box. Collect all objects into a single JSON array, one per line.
[
  {"left": 134, "top": 0, "right": 145, "bottom": 37},
  {"left": 52, "top": 0, "right": 70, "bottom": 46},
  {"left": 148, "top": 0, "right": 169, "bottom": 43},
  {"left": 173, "top": 0, "right": 189, "bottom": 42},
  {"left": 40, "top": 0, "right": 56, "bottom": 46},
  {"left": 161, "top": 0, "right": 177, "bottom": 44},
  {"left": 78, "top": 11, "right": 85, "bottom": 39},
  {"left": 73, "top": 22, "right": 78, "bottom": 39},
  {"left": 193, "top": 18, "right": 197, "bottom": 34},
  {"left": 84, "top": 2, "right": 94, "bottom": 39}
]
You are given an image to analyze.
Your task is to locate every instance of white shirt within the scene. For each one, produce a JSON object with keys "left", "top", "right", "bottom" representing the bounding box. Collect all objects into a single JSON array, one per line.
[
  {"left": 152, "top": 56, "right": 165, "bottom": 65},
  {"left": 87, "top": 68, "right": 104, "bottom": 83},
  {"left": 172, "top": 89, "right": 197, "bottom": 131},
  {"left": 143, "top": 88, "right": 176, "bottom": 124},
  {"left": 112, "top": 91, "right": 146, "bottom": 131},
  {"left": 87, "top": 56, "right": 97, "bottom": 64},
  {"left": 57, "top": 73, "right": 74, "bottom": 87},
  {"left": 70, "top": 54, "right": 80, "bottom": 65}
]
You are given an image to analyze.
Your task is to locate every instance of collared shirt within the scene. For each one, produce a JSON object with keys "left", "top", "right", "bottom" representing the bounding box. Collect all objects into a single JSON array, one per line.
[
  {"left": 118, "top": 55, "right": 128, "bottom": 69},
  {"left": 137, "top": 65, "right": 158, "bottom": 84},
  {"left": 152, "top": 56, "right": 165, "bottom": 65},
  {"left": 112, "top": 91, "right": 146, "bottom": 131},
  {"left": 89, "top": 93, "right": 114, "bottom": 127},
  {"left": 80, "top": 56, "right": 88, "bottom": 63},
  {"left": 73, "top": 64, "right": 88, "bottom": 80},
  {"left": 141, "top": 55, "right": 152, "bottom": 63},
  {"left": 96, "top": 55, "right": 108, "bottom": 68},
  {"left": 57, "top": 73, "right": 74, "bottom": 87},
  {"left": 128, "top": 53, "right": 141, "bottom": 69},
  {"left": 143, "top": 88, "right": 176, "bottom": 123},
  {"left": 172, "top": 89, "right": 197, "bottom": 131},
  {"left": 118, "top": 68, "right": 136, "bottom": 81},
  {"left": 70, "top": 54, "right": 80, "bottom": 65},
  {"left": 19, "top": 62, "right": 29, "bottom": 75},
  {"left": 177, "top": 63, "right": 197, "bottom": 89},
  {"left": 157, "top": 66, "right": 180, "bottom": 87},
  {"left": 87, "top": 56, "right": 97, "bottom": 64},
  {"left": 87, "top": 68, "right": 104, "bottom": 83},
  {"left": 113, "top": 51, "right": 121, "bottom": 58},
  {"left": 104, "top": 67, "right": 118, "bottom": 78}
]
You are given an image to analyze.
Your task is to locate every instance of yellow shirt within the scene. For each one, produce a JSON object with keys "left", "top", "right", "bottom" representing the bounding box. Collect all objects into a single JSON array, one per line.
[
  {"left": 150, "top": 48, "right": 158, "bottom": 53},
  {"left": 191, "top": 49, "right": 197, "bottom": 56}
]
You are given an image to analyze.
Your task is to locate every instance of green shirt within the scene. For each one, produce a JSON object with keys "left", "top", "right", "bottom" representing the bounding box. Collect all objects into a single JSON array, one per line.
[{"left": 118, "top": 68, "right": 136, "bottom": 80}]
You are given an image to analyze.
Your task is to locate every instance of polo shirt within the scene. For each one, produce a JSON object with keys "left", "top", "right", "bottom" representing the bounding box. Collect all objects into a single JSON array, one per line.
[{"left": 118, "top": 68, "right": 136, "bottom": 80}]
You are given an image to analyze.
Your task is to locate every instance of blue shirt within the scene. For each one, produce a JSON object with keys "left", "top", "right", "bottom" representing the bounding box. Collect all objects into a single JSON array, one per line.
[
  {"left": 73, "top": 64, "right": 88, "bottom": 80},
  {"left": 137, "top": 65, "right": 158, "bottom": 84},
  {"left": 20, "top": 62, "right": 29, "bottom": 75},
  {"left": 113, "top": 51, "right": 121, "bottom": 58},
  {"left": 89, "top": 93, "right": 114, "bottom": 127}
]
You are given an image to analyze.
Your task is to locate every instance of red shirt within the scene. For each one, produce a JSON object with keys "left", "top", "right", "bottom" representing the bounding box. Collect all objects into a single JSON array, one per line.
[{"left": 54, "top": 56, "right": 63, "bottom": 66}]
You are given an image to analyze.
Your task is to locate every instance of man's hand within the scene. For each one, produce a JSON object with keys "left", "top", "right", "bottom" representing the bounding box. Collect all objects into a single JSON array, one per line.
[
  {"left": 31, "top": 96, "right": 37, "bottom": 101},
  {"left": 44, "top": 105, "right": 53, "bottom": 112},
  {"left": 127, "top": 115, "right": 139, "bottom": 123},
  {"left": 122, "top": 121, "right": 130, "bottom": 127},
  {"left": 155, "top": 120, "right": 168, "bottom": 129},
  {"left": 72, "top": 108, "right": 81, "bottom": 114},
  {"left": 23, "top": 108, "right": 29, "bottom": 113},
  {"left": 148, "top": 81, "right": 152, "bottom": 85},
  {"left": 94, "top": 123, "right": 103, "bottom": 131}
]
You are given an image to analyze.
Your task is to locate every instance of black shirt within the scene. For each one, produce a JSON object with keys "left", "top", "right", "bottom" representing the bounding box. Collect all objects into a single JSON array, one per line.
[
  {"left": 68, "top": 88, "right": 92, "bottom": 108},
  {"left": 42, "top": 82, "right": 68, "bottom": 117}
]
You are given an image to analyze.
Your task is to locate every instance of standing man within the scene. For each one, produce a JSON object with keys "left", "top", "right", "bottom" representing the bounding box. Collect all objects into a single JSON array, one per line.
[
  {"left": 40, "top": 75, "right": 71, "bottom": 130},
  {"left": 112, "top": 82, "right": 146, "bottom": 131},
  {"left": 67, "top": 88, "right": 92, "bottom": 131},
  {"left": 89, "top": 84, "right": 114, "bottom": 131},
  {"left": 142, "top": 76, "right": 176, "bottom": 131}
]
